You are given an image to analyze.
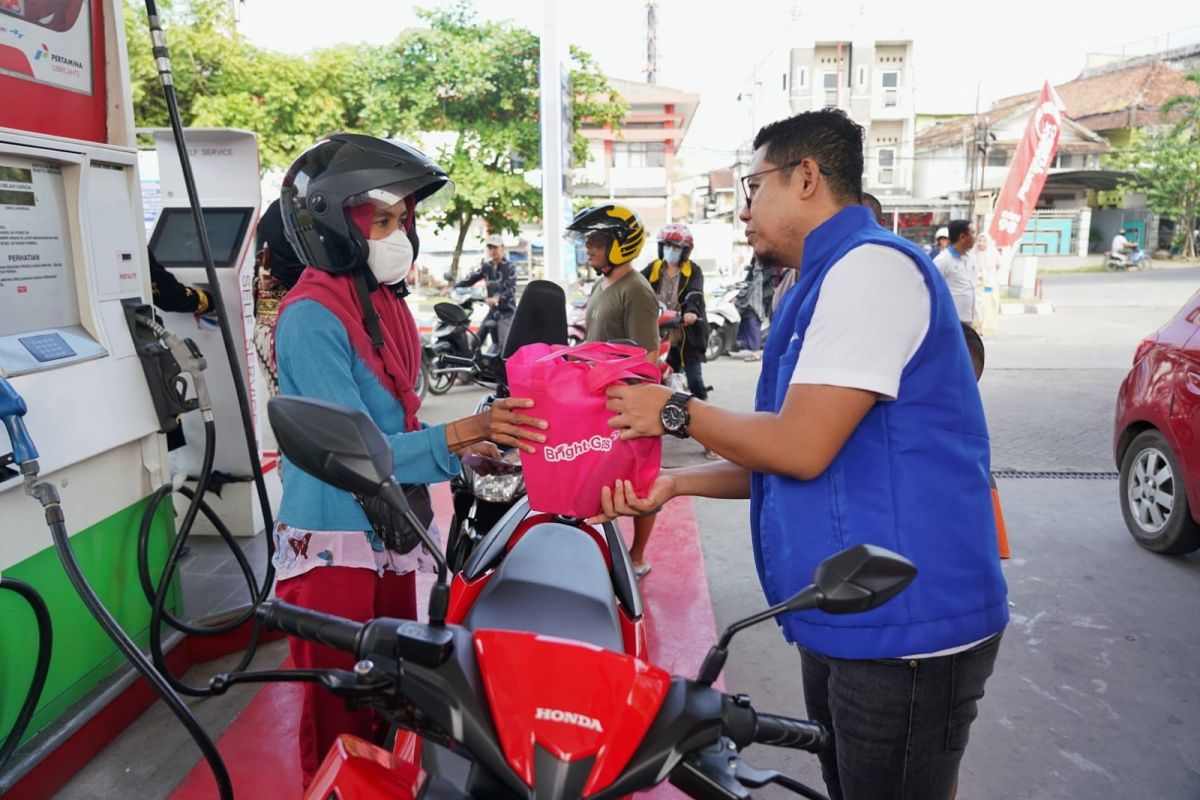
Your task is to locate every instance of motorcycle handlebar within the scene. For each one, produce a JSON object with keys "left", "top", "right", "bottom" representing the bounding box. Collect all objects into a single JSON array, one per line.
[
  {"left": 257, "top": 600, "right": 363, "bottom": 655},
  {"left": 752, "top": 713, "right": 827, "bottom": 753}
]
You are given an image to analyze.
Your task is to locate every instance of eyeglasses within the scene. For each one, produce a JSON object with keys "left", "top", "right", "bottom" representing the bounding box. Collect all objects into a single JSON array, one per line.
[{"left": 740, "top": 159, "right": 833, "bottom": 207}]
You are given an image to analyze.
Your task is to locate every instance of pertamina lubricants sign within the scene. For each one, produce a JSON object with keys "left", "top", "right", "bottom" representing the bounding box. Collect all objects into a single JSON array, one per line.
[{"left": 988, "top": 81, "right": 1064, "bottom": 248}]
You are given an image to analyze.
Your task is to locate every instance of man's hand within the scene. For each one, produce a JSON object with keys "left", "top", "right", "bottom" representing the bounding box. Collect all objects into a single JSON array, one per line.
[
  {"left": 486, "top": 297, "right": 499, "bottom": 307},
  {"left": 683, "top": 312, "right": 698, "bottom": 326},
  {"left": 587, "top": 474, "right": 678, "bottom": 524},
  {"left": 606, "top": 383, "right": 672, "bottom": 440}
]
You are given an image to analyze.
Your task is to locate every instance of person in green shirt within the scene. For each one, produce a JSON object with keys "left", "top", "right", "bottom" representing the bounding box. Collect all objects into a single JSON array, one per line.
[{"left": 567, "top": 204, "right": 660, "bottom": 578}]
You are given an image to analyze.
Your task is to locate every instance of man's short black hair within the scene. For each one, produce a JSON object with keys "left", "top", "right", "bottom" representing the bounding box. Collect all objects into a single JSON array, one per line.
[
  {"left": 753, "top": 109, "right": 864, "bottom": 205},
  {"left": 948, "top": 219, "right": 973, "bottom": 245},
  {"left": 861, "top": 192, "right": 883, "bottom": 219}
]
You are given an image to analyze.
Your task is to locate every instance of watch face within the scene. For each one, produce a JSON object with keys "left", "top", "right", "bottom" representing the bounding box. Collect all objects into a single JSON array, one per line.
[{"left": 662, "top": 404, "right": 687, "bottom": 432}]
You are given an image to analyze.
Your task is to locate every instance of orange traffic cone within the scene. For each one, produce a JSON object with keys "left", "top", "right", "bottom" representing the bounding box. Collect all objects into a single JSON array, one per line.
[{"left": 990, "top": 474, "right": 1011, "bottom": 560}]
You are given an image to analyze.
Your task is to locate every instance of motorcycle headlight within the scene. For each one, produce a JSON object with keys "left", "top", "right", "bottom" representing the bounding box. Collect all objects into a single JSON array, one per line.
[{"left": 473, "top": 472, "right": 525, "bottom": 504}]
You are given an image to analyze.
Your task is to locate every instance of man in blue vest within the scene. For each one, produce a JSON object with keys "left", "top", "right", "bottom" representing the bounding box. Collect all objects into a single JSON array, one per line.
[{"left": 598, "top": 109, "right": 1008, "bottom": 800}]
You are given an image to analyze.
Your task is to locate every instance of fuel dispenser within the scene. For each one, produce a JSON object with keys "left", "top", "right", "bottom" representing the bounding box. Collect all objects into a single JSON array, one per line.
[
  {"left": 0, "top": 1, "right": 270, "bottom": 795},
  {"left": 143, "top": 127, "right": 272, "bottom": 537}
]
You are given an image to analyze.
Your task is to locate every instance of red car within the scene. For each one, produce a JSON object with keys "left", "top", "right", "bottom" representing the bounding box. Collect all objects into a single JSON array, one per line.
[{"left": 1114, "top": 288, "right": 1200, "bottom": 554}]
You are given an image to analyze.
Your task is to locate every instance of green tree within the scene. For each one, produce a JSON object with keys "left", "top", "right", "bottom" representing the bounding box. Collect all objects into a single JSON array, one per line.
[
  {"left": 1120, "top": 72, "right": 1200, "bottom": 260},
  {"left": 1119, "top": 130, "right": 1199, "bottom": 260},
  {"left": 1162, "top": 70, "right": 1200, "bottom": 138},
  {"left": 122, "top": 0, "right": 626, "bottom": 269},
  {"left": 376, "top": 2, "right": 626, "bottom": 277},
  {"left": 123, "top": 0, "right": 359, "bottom": 169}
]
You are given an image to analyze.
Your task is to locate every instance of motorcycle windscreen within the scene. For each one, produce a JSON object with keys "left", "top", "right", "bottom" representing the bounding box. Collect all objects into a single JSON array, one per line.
[{"left": 473, "top": 630, "right": 670, "bottom": 795}]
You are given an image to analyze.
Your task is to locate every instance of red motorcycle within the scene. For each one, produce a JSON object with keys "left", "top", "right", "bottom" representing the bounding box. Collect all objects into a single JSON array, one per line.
[{"left": 213, "top": 394, "right": 916, "bottom": 800}]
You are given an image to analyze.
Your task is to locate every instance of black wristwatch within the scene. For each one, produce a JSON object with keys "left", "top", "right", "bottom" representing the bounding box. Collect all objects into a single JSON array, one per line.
[{"left": 660, "top": 392, "right": 693, "bottom": 439}]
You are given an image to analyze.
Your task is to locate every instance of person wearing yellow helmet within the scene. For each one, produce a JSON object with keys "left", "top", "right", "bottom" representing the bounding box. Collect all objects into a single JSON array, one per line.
[{"left": 565, "top": 204, "right": 661, "bottom": 578}]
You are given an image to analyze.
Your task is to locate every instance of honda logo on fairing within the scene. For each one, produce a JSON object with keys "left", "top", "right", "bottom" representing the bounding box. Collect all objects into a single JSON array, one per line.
[{"left": 535, "top": 707, "right": 604, "bottom": 732}]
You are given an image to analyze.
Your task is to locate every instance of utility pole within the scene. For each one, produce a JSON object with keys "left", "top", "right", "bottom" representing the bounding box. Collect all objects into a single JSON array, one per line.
[
  {"left": 645, "top": 1, "right": 657, "bottom": 84},
  {"left": 540, "top": 0, "right": 566, "bottom": 281}
]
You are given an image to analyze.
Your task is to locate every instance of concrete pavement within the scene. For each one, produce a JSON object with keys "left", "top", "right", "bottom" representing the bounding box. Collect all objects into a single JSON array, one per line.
[{"left": 693, "top": 267, "right": 1200, "bottom": 799}]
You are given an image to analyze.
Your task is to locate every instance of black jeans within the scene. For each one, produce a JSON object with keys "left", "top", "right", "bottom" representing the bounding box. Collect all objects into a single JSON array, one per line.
[
  {"left": 799, "top": 633, "right": 1002, "bottom": 800},
  {"left": 666, "top": 347, "right": 707, "bottom": 400}
]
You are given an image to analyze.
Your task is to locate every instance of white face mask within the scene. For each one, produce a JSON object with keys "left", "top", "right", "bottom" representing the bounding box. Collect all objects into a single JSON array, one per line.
[
  {"left": 663, "top": 246, "right": 683, "bottom": 266},
  {"left": 366, "top": 230, "right": 414, "bottom": 285}
]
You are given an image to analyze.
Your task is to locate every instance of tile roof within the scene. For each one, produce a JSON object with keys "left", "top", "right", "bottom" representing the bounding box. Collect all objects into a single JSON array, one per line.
[
  {"left": 990, "top": 61, "right": 1199, "bottom": 131},
  {"left": 914, "top": 60, "right": 1197, "bottom": 150}
]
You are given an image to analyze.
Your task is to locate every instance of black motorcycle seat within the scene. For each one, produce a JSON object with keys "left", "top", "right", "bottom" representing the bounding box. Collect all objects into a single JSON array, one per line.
[
  {"left": 462, "top": 523, "right": 625, "bottom": 653},
  {"left": 434, "top": 302, "right": 470, "bottom": 326}
]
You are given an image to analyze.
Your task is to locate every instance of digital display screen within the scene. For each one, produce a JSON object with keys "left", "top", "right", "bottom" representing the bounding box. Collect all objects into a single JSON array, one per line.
[
  {"left": 0, "top": 154, "right": 83, "bottom": 338},
  {"left": 150, "top": 207, "right": 252, "bottom": 269}
]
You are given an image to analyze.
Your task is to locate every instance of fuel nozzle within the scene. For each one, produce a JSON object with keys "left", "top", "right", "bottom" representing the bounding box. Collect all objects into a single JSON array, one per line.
[
  {"left": 0, "top": 374, "right": 38, "bottom": 467},
  {"left": 122, "top": 301, "right": 213, "bottom": 432}
]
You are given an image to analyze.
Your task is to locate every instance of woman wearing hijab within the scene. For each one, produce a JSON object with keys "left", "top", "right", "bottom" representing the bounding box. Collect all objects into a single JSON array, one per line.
[{"left": 274, "top": 134, "right": 545, "bottom": 783}]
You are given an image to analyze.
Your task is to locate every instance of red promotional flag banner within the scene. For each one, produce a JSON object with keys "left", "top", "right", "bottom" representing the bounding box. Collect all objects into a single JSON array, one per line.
[{"left": 988, "top": 81, "right": 1064, "bottom": 248}]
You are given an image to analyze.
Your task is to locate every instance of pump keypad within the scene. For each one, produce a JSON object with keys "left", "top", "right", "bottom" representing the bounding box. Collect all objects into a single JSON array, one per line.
[{"left": 18, "top": 333, "right": 78, "bottom": 363}]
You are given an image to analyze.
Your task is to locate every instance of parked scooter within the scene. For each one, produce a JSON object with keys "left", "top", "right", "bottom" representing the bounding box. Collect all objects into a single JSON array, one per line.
[
  {"left": 1105, "top": 247, "right": 1152, "bottom": 271},
  {"left": 425, "top": 286, "right": 504, "bottom": 395},
  {"left": 415, "top": 333, "right": 431, "bottom": 400},
  {"left": 567, "top": 298, "right": 588, "bottom": 346},
  {"left": 219, "top": 391, "right": 917, "bottom": 799},
  {"left": 706, "top": 282, "right": 743, "bottom": 361}
]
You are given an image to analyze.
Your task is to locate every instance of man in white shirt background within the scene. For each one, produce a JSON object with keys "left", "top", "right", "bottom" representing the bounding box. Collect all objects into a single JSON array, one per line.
[
  {"left": 1110, "top": 229, "right": 1133, "bottom": 263},
  {"left": 933, "top": 219, "right": 977, "bottom": 325}
]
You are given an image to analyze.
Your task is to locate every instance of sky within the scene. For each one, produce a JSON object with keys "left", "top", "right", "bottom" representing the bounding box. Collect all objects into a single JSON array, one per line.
[{"left": 234, "top": 0, "right": 1200, "bottom": 174}]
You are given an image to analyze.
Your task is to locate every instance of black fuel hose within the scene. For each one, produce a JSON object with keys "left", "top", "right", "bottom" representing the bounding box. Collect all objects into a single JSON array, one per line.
[
  {"left": 27, "top": 479, "right": 233, "bottom": 800},
  {"left": 137, "top": 419, "right": 264, "bottom": 697},
  {"left": 131, "top": 0, "right": 278, "bottom": 701},
  {"left": 142, "top": 0, "right": 274, "bottom": 546},
  {"left": 0, "top": 578, "right": 51, "bottom": 772}
]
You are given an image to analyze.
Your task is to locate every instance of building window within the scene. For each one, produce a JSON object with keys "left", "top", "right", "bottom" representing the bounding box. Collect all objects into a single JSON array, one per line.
[
  {"left": 823, "top": 71, "right": 838, "bottom": 108},
  {"left": 1053, "top": 152, "right": 1079, "bottom": 169},
  {"left": 612, "top": 141, "right": 665, "bottom": 168},
  {"left": 858, "top": 65, "right": 867, "bottom": 86},
  {"left": 987, "top": 148, "right": 1008, "bottom": 167},
  {"left": 881, "top": 71, "right": 899, "bottom": 107},
  {"left": 796, "top": 68, "right": 807, "bottom": 89},
  {"left": 877, "top": 148, "right": 895, "bottom": 185}
]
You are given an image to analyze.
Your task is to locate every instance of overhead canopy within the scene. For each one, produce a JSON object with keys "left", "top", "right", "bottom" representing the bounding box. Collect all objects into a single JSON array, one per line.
[{"left": 1042, "top": 169, "right": 1141, "bottom": 191}]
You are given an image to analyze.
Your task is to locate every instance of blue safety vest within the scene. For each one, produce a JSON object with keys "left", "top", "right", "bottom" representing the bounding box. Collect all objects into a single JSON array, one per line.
[{"left": 752, "top": 205, "right": 1008, "bottom": 659}]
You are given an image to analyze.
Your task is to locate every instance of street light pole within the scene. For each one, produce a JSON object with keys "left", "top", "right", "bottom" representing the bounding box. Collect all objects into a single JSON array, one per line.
[{"left": 539, "top": 0, "right": 565, "bottom": 282}]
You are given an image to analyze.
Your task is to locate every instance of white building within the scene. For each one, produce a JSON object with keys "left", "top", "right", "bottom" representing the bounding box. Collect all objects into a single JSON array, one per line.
[{"left": 788, "top": 38, "right": 917, "bottom": 199}]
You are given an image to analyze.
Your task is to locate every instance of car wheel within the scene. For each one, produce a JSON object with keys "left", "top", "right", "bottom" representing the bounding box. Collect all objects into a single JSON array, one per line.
[
  {"left": 706, "top": 326, "right": 724, "bottom": 362},
  {"left": 1119, "top": 429, "right": 1200, "bottom": 554}
]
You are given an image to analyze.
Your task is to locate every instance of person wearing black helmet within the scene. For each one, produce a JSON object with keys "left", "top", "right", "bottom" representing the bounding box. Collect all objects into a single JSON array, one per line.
[
  {"left": 566, "top": 203, "right": 662, "bottom": 578},
  {"left": 273, "top": 133, "right": 547, "bottom": 785}
]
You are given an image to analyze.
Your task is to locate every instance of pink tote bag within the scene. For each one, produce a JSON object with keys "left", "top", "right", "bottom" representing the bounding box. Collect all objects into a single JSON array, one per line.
[{"left": 506, "top": 341, "right": 662, "bottom": 519}]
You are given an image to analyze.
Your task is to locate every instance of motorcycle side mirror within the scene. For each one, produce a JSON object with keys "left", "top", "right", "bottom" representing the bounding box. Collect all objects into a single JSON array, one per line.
[
  {"left": 267, "top": 396, "right": 453, "bottom": 624},
  {"left": 268, "top": 396, "right": 391, "bottom": 497},
  {"left": 695, "top": 544, "right": 916, "bottom": 686}
]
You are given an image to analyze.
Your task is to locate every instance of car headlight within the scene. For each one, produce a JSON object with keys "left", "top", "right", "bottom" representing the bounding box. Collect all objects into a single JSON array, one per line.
[{"left": 473, "top": 472, "right": 525, "bottom": 504}]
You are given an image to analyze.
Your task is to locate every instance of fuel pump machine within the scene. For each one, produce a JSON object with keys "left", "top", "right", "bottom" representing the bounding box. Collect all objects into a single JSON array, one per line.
[
  {"left": 0, "top": 0, "right": 187, "bottom": 790},
  {"left": 143, "top": 127, "right": 269, "bottom": 537}
]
